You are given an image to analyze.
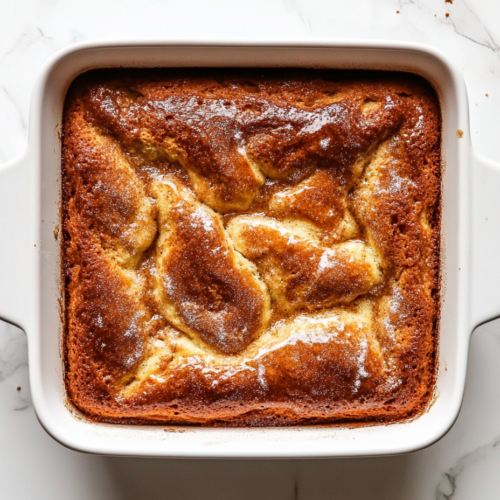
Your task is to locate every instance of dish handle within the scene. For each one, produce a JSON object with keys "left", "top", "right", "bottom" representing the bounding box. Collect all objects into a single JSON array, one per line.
[
  {"left": 471, "top": 151, "right": 500, "bottom": 329},
  {"left": 0, "top": 155, "right": 30, "bottom": 332}
]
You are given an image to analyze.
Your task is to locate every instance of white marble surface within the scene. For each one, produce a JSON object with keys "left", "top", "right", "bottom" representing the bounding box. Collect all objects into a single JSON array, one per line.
[{"left": 2, "top": 0, "right": 500, "bottom": 498}]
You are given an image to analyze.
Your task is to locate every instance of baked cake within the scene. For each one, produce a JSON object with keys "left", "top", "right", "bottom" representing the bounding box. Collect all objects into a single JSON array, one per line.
[{"left": 62, "top": 69, "right": 441, "bottom": 425}]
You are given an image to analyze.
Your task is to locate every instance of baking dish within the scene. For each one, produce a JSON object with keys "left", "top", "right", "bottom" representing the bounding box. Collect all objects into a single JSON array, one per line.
[{"left": 0, "top": 40, "right": 499, "bottom": 458}]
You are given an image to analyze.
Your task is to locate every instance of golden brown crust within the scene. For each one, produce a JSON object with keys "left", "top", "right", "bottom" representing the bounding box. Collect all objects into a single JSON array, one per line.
[
  {"left": 62, "top": 69, "right": 441, "bottom": 426},
  {"left": 226, "top": 216, "right": 382, "bottom": 315},
  {"left": 152, "top": 179, "right": 271, "bottom": 354}
]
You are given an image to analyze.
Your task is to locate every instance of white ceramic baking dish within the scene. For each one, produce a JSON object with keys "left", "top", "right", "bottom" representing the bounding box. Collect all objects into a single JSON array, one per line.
[{"left": 0, "top": 40, "right": 499, "bottom": 458}]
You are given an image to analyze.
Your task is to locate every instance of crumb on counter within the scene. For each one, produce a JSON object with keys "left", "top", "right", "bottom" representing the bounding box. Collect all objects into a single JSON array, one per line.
[
  {"left": 16, "top": 386, "right": 21, "bottom": 391},
  {"left": 457, "top": 129, "right": 464, "bottom": 138},
  {"left": 445, "top": 0, "right": 453, "bottom": 3},
  {"left": 445, "top": 12, "right": 450, "bottom": 17}
]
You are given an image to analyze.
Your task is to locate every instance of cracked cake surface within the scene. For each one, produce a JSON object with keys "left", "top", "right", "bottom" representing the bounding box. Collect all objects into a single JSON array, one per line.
[{"left": 62, "top": 69, "right": 441, "bottom": 425}]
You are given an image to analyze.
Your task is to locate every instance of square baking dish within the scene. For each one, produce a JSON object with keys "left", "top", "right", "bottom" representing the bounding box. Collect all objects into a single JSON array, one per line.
[{"left": 1, "top": 41, "right": 499, "bottom": 458}]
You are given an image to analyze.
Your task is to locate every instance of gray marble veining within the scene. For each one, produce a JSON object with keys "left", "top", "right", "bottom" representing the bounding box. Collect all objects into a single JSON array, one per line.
[
  {"left": 0, "top": 323, "right": 32, "bottom": 412},
  {"left": 444, "top": 1, "right": 500, "bottom": 56},
  {"left": 436, "top": 435, "right": 500, "bottom": 500}
]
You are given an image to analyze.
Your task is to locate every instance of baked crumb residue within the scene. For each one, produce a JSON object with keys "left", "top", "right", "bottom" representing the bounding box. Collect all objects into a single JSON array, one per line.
[{"left": 62, "top": 69, "right": 441, "bottom": 426}]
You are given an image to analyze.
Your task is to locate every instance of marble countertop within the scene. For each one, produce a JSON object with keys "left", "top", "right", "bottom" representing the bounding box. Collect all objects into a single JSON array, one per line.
[{"left": 2, "top": 0, "right": 500, "bottom": 498}]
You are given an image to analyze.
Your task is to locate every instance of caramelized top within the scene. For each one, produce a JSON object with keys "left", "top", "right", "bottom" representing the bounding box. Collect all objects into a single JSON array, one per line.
[
  {"left": 227, "top": 216, "right": 382, "bottom": 314},
  {"left": 63, "top": 70, "right": 441, "bottom": 426},
  {"left": 83, "top": 72, "right": 405, "bottom": 212},
  {"left": 153, "top": 178, "right": 270, "bottom": 354}
]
